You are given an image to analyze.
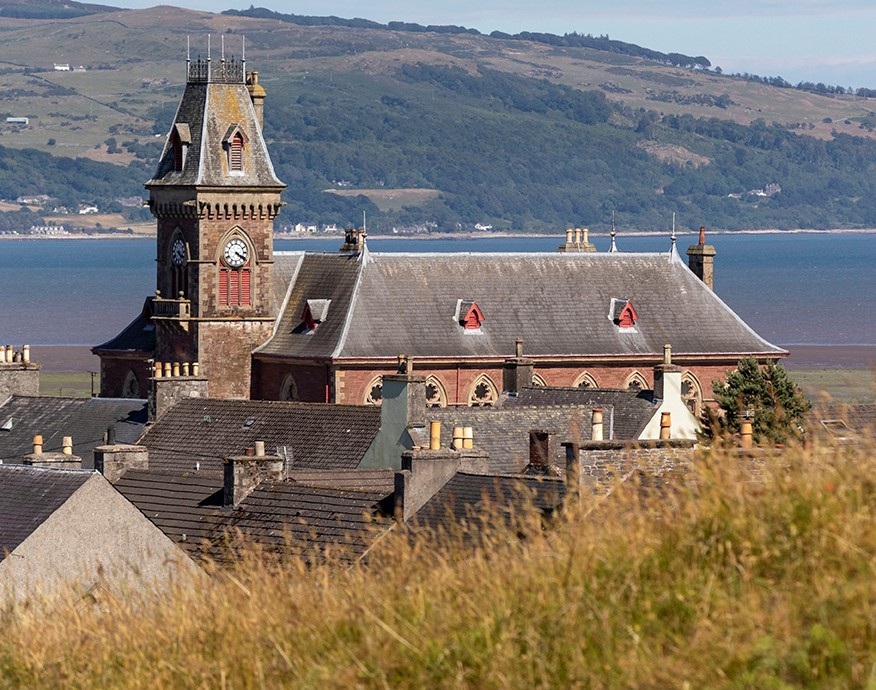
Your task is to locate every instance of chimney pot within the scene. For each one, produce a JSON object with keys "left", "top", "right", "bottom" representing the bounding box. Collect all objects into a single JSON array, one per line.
[
  {"left": 153, "top": 361, "right": 162, "bottom": 378},
  {"left": 462, "top": 426, "right": 473, "bottom": 450},
  {"left": 182, "top": 362, "right": 190, "bottom": 376},
  {"left": 515, "top": 338, "right": 524, "bottom": 357},
  {"left": 172, "top": 361, "right": 180, "bottom": 377},
  {"left": 660, "top": 411, "right": 672, "bottom": 440},
  {"left": 663, "top": 344, "right": 672, "bottom": 365},
  {"left": 163, "top": 362, "right": 172, "bottom": 378},
  {"left": 62, "top": 436, "right": 73, "bottom": 455},
  {"left": 32, "top": 434, "right": 43, "bottom": 455},
  {"left": 452, "top": 426, "right": 463, "bottom": 450},
  {"left": 22, "top": 344, "right": 30, "bottom": 363},
  {"left": 192, "top": 361, "right": 200, "bottom": 376},
  {"left": 429, "top": 421, "right": 441, "bottom": 451},
  {"left": 740, "top": 420, "right": 753, "bottom": 449},
  {"left": 591, "top": 408, "right": 604, "bottom": 441},
  {"left": 244, "top": 446, "right": 255, "bottom": 457},
  {"left": 254, "top": 440, "right": 265, "bottom": 457}
]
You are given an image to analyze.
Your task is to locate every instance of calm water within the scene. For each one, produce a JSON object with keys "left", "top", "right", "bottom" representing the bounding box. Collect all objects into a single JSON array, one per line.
[{"left": 0, "top": 233, "right": 873, "bottom": 347}]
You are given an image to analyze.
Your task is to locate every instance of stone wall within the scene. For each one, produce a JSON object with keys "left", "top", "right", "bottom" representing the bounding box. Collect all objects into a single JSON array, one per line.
[
  {"left": 573, "top": 439, "right": 697, "bottom": 486},
  {"left": 0, "top": 363, "right": 40, "bottom": 399}
]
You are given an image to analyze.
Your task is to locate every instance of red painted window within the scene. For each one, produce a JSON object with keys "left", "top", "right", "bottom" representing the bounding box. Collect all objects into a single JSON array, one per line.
[
  {"left": 219, "top": 264, "right": 251, "bottom": 306},
  {"left": 617, "top": 301, "right": 638, "bottom": 329},
  {"left": 171, "top": 131, "right": 183, "bottom": 172},
  {"left": 229, "top": 133, "right": 244, "bottom": 172},
  {"left": 461, "top": 301, "right": 484, "bottom": 330}
]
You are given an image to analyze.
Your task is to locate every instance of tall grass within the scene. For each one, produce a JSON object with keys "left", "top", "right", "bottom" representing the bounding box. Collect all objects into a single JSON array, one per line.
[{"left": 1, "top": 443, "right": 874, "bottom": 688}]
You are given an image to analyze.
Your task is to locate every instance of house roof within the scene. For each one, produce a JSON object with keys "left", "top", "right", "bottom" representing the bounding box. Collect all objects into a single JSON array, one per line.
[
  {"left": 258, "top": 250, "right": 785, "bottom": 361},
  {"left": 506, "top": 387, "right": 658, "bottom": 440},
  {"left": 137, "top": 398, "right": 381, "bottom": 474},
  {"left": 0, "top": 396, "right": 148, "bottom": 467},
  {"left": 288, "top": 468, "right": 396, "bottom": 493},
  {"left": 114, "top": 469, "right": 392, "bottom": 562},
  {"left": 147, "top": 72, "right": 284, "bottom": 189},
  {"left": 0, "top": 466, "right": 92, "bottom": 559},
  {"left": 411, "top": 472, "right": 566, "bottom": 532}
]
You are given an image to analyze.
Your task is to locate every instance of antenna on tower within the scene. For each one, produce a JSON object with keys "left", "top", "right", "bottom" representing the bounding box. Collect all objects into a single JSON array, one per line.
[
  {"left": 221, "top": 35, "right": 225, "bottom": 62},
  {"left": 186, "top": 35, "right": 190, "bottom": 63},
  {"left": 207, "top": 34, "right": 212, "bottom": 62},
  {"left": 242, "top": 35, "right": 246, "bottom": 63}
]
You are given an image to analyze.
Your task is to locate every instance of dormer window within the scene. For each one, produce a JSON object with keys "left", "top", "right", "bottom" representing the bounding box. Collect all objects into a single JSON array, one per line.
[
  {"left": 223, "top": 124, "right": 248, "bottom": 174},
  {"left": 609, "top": 298, "right": 638, "bottom": 330},
  {"left": 170, "top": 123, "right": 191, "bottom": 173},
  {"left": 301, "top": 299, "right": 331, "bottom": 332},
  {"left": 455, "top": 299, "right": 484, "bottom": 331}
]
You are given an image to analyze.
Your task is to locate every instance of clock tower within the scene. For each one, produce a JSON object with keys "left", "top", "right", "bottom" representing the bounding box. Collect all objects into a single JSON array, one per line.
[{"left": 146, "top": 46, "right": 285, "bottom": 399}]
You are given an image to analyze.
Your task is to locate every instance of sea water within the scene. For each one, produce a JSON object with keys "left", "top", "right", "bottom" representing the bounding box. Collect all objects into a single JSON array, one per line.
[{"left": 0, "top": 233, "right": 873, "bottom": 348}]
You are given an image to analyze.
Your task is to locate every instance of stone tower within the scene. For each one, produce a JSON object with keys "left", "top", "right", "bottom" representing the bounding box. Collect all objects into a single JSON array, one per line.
[{"left": 146, "top": 47, "right": 285, "bottom": 399}]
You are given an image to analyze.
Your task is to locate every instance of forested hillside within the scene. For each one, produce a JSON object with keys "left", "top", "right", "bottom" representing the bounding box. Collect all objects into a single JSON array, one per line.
[{"left": 1, "top": 5, "right": 876, "bottom": 233}]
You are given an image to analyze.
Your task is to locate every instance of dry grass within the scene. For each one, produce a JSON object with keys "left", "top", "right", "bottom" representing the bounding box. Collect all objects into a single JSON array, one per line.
[{"left": 0, "top": 443, "right": 874, "bottom": 688}]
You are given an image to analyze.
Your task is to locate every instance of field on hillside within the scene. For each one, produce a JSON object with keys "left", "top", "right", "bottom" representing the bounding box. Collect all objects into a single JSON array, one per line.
[
  {"left": 326, "top": 187, "right": 440, "bottom": 211},
  {"left": 1, "top": 443, "right": 873, "bottom": 687}
]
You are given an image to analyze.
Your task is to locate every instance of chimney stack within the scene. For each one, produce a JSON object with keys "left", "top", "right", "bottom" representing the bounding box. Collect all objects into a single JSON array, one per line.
[
  {"left": 686, "top": 226, "right": 717, "bottom": 290},
  {"left": 224, "top": 447, "right": 286, "bottom": 509},
  {"left": 503, "top": 338, "right": 535, "bottom": 395},
  {"left": 94, "top": 443, "right": 149, "bottom": 482}
]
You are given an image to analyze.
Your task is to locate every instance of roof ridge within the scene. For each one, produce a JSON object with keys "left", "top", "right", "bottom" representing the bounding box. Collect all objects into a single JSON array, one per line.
[{"left": 331, "top": 252, "right": 367, "bottom": 358}]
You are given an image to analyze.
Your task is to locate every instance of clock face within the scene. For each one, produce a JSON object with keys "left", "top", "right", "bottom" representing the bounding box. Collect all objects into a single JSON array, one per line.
[
  {"left": 223, "top": 238, "right": 249, "bottom": 268},
  {"left": 171, "top": 237, "right": 186, "bottom": 266}
]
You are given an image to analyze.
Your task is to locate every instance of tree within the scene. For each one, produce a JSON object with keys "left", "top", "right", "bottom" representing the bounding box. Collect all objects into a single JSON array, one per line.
[{"left": 702, "top": 358, "right": 811, "bottom": 445}]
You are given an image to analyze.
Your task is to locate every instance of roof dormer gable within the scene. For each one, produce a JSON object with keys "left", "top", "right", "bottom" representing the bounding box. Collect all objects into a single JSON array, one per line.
[
  {"left": 301, "top": 299, "right": 331, "bottom": 332},
  {"left": 223, "top": 124, "right": 249, "bottom": 174},
  {"left": 609, "top": 298, "right": 638, "bottom": 330},
  {"left": 455, "top": 299, "right": 484, "bottom": 331}
]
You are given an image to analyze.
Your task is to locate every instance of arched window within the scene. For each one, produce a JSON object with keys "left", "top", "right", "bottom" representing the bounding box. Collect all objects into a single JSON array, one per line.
[
  {"left": 681, "top": 372, "right": 703, "bottom": 416},
  {"left": 531, "top": 373, "right": 547, "bottom": 387},
  {"left": 624, "top": 371, "right": 649, "bottom": 392},
  {"left": 122, "top": 369, "right": 141, "bottom": 398},
  {"left": 573, "top": 372, "right": 599, "bottom": 389},
  {"left": 468, "top": 374, "right": 498, "bottom": 407},
  {"left": 364, "top": 377, "right": 383, "bottom": 406},
  {"left": 425, "top": 376, "right": 447, "bottom": 407},
  {"left": 169, "top": 231, "right": 187, "bottom": 299},
  {"left": 279, "top": 373, "right": 299, "bottom": 402}
]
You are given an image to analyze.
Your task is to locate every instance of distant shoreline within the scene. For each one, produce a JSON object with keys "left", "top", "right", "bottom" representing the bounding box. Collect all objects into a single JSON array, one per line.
[{"left": 2, "top": 228, "right": 876, "bottom": 241}]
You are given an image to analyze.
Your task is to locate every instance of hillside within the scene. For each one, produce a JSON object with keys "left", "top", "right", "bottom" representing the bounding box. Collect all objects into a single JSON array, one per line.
[{"left": 1, "top": 6, "right": 876, "bottom": 232}]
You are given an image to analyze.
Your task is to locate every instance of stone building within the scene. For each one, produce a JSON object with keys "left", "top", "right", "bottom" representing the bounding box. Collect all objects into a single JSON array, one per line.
[{"left": 94, "top": 54, "right": 785, "bottom": 412}]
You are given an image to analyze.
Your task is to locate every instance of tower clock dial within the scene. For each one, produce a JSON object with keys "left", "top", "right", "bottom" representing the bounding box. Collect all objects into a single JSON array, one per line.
[
  {"left": 171, "top": 237, "right": 186, "bottom": 266},
  {"left": 223, "top": 237, "right": 249, "bottom": 268}
]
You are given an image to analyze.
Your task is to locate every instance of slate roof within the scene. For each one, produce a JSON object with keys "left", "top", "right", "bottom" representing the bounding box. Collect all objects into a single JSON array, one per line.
[
  {"left": 507, "top": 387, "right": 658, "bottom": 440},
  {"left": 138, "top": 398, "right": 381, "bottom": 474},
  {"left": 0, "top": 397, "right": 148, "bottom": 467},
  {"left": 411, "top": 472, "right": 566, "bottom": 532},
  {"left": 92, "top": 298, "right": 155, "bottom": 353},
  {"left": 258, "top": 250, "right": 785, "bottom": 361},
  {"left": 0, "top": 466, "right": 92, "bottom": 559},
  {"left": 809, "top": 402, "right": 876, "bottom": 440},
  {"left": 114, "top": 469, "right": 392, "bottom": 562},
  {"left": 288, "top": 468, "right": 396, "bottom": 493},
  {"left": 147, "top": 68, "right": 284, "bottom": 189}
]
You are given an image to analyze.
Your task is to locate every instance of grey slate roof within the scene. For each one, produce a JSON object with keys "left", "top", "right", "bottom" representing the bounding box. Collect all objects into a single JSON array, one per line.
[
  {"left": 147, "top": 78, "right": 284, "bottom": 189},
  {"left": 138, "top": 398, "right": 381, "bottom": 474},
  {"left": 258, "top": 250, "right": 785, "bottom": 361},
  {"left": 0, "top": 466, "right": 91, "bottom": 559},
  {"left": 412, "top": 472, "right": 566, "bottom": 532},
  {"left": 0, "top": 397, "right": 148, "bottom": 467},
  {"left": 114, "top": 469, "right": 392, "bottom": 562},
  {"left": 507, "top": 387, "right": 658, "bottom": 440},
  {"left": 288, "top": 468, "right": 396, "bottom": 493},
  {"left": 92, "top": 298, "right": 155, "bottom": 353}
]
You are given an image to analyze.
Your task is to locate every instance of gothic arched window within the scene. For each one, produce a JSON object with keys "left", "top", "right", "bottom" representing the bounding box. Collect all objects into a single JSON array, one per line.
[{"left": 468, "top": 374, "right": 498, "bottom": 407}]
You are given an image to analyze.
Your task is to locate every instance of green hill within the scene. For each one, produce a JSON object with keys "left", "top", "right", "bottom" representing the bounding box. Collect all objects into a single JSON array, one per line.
[{"left": 1, "top": 5, "right": 876, "bottom": 233}]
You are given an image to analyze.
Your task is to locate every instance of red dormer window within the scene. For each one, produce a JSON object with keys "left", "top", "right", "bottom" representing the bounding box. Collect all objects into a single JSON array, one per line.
[
  {"left": 170, "top": 123, "right": 191, "bottom": 173},
  {"left": 457, "top": 300, "right": 484, "bottom": 330},
  {"left": 301, "top": 299, "right": 331, "bottom": 332},
  {"left": 223, "top": 124, "right": 248, "bottom": 174},
  {"left": 611, "top": 298, "right": 638, "bottom": 329}
]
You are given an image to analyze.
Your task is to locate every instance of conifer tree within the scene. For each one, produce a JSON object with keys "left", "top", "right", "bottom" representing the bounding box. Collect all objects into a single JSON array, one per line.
[{"left": 703, "top": 358, "right": 811, "bottom": 444}]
